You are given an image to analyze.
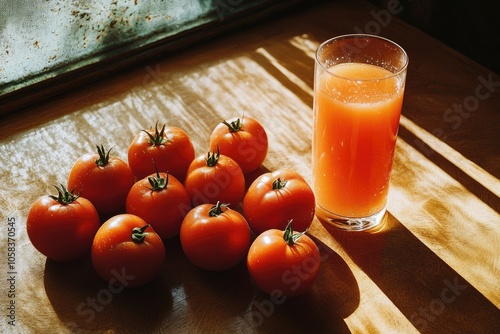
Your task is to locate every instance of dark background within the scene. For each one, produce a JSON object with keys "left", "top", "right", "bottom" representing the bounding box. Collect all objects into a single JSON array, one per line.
[{"left": 369, "top": 0, "right": 500, "bottom": 74}]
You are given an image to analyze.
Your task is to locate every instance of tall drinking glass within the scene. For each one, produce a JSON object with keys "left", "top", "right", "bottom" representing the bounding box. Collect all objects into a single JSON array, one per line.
[{"left": 312, "top": 34, "right": 408, "bottom": 231}]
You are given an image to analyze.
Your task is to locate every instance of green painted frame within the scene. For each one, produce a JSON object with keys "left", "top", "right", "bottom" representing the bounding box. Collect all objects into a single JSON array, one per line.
[{"left": 0, "top": 0, "right": 312, "bottom": 116}]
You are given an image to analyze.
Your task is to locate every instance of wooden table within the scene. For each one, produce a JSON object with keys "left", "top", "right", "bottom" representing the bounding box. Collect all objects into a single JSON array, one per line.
[{"left": 1, "top": 0, "right": 499, "bottom": 333}]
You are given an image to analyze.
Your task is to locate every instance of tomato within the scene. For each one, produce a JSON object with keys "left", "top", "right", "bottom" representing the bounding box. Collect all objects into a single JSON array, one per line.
[
  {"left": 247, "top": 221, "right": 320, "bottom": 297},
  {"left": 26, "top": 184, "right": 100, "bottom": 262},
  {"left": 126, "top": 170, "right": 192, "bottom": 239},
  {"left": 67, "top": 145, "right": 134, "bottom": 217},
  {"left": 91, "top": 214, "right": 165, "bottom": 288},
  {"left": 243, "top": 169, "right": 315, "bottom": 235},
  {"left": 180, "top": 202, "right": 251, "bottom": 271},
  {"left": 209, "top": 116, "right": 268, "bottom": 174},
  {"left": 128, "top": 123, "right": 195, "bottom": 183},
  {"left": 184, "top": 148, "right": 245, "bottom": 208}
]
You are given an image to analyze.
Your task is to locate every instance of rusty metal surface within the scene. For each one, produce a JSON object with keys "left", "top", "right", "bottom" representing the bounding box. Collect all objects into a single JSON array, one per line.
[{"left": 0, "top": 0, "right": 271, "bottom": 93}]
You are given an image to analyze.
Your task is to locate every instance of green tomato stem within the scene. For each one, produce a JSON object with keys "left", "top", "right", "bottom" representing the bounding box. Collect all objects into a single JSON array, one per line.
[
  {"left": 147, "top": 159, "right": 168, "bottom": 191},
  {"left": 95, "top": 144, "right": 112, "bottom": 166},
  {"left": 222, "top": 118, "right": 243, "bottom": 132},
  {"left": 143, "top": 122, "right": 167, "bottom": 146},
  {"left": 272, "top": 178, "right": 287, "bottom": 190},
  {"left": 131, "top": 224, "right": 150, "bottom": 243},
  {"left": 208, "top": 201, "right": 229, "bottom": 217},
  {"left": 49, "top": 184, "right": 80, "bottom": 205},
  {"left": 205, "top": 146, "right": 220, "bottom": 167},
  {"left": 283, "top": 220, "right": 307, "bottom": 246}
]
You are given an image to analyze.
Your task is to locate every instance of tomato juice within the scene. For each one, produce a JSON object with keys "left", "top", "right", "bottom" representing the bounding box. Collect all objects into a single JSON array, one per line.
[{"left": 313, "top": 62, "right": 405, "bottom": 220}]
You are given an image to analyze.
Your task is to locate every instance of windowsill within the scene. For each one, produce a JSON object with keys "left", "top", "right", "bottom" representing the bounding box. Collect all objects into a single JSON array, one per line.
[{"left": 0, "top": 0, "right": 315, "bottom": 117}]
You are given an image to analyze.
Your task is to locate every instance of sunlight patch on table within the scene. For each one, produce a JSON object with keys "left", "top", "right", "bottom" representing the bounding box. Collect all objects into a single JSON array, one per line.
[
  {"left": 390, "top": 137, "right": 500, "bottom": 307},
  {"left": 345, "top": 269, "right": 419, "bottom": 334},
  {"left": 173, "top": 54, "right": 314, "bottom": 180},
  {"left": 288, "top": 34, "right": 320, "bottom": 60},
  {"left": 399, "top": 115, "right": 500, "bottom": 197},
  {"left": 255, "top": 47, "right": 314, "bottom": 97}
]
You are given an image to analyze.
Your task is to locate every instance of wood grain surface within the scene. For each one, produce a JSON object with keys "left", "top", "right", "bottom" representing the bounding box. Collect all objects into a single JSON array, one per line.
[{"left": 1, "top": 0, "right": 499, "bottom": 333}]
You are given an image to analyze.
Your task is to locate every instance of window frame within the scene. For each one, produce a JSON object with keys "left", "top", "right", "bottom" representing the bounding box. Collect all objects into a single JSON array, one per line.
[{"left": 0, "top": 0, "right": 314, "bottom": 117}]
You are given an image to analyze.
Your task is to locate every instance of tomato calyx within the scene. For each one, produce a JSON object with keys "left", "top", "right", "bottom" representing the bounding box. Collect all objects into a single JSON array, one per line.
[
  {"left": 272, "top": 178, "right": 288, "bottom": 190},
  {"left": 208, "top": 201, "right": 230, "bottom": 217},
  {"left": 143, "top": 122, "right": 167, "bottom": 146},
  {"left": 95, "top": 144, "right": 112, "bottom": 166},
  {"left": 205, "top": 146, "right": 221, "bottom": 167},
  {"left": 283, "top": 220, "right": 307, "bottom": 246},
  {"left": 131, "top": 224, "right": 151, "bottom": 243},
  {"left": 222, "top": 118, "right": 243, "bottom": 132},
  {"left": 147, "top": 170, "right": 168, "bottom": 191},
  {"left": 49, "top": 184, "right": 80, "bottom": 205},
  {"left": 146, "top": 160, "right": 168, "bottom": 191}
]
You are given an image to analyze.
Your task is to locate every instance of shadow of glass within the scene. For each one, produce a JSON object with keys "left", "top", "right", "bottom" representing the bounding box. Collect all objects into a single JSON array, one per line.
[
  {"left": 321, "top": 212, "right": 500, "bottom": 333},
  {"left": 44, "top": 254, "right": 172, "bottom": 333}
]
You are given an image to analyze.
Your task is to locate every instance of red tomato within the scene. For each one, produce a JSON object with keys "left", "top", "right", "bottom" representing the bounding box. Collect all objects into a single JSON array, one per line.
[
  {"left": 184, "top": 148, "right": 245, "bottom": 208},
  {"left": 247, "top": 221, "right": 320, "bottom": 297},
  {"left": 126, "top": 171, "right": 192, "bottom": 239},
  {"left": 180, "top": 202, "right": 251, "bottom": 271},
  {"left": 67, "top": 145, "right": 134, "bottom": 216},
  {"left": 243, "top": 169, "right": 315, "bottom": 235},
  {"left": 128, "top": 123, "right": 195, "bottom": 183},
  {"left": 26, "top": 184, "right": 100, "bottom": 262},
  {"left": 91, "top": 214, "right": 166, "bottom": 288},
  {"left": 209, "top": 116, "right": 268, "bottom": 174}
]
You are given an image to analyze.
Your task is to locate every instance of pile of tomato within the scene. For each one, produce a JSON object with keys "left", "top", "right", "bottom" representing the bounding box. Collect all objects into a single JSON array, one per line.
[{"left": 26, "top": 116, "right": 321, "bottom": 296}]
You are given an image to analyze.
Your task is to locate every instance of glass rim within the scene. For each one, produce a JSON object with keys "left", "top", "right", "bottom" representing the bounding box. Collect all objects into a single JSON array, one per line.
[{"left": 315, "top": 34, "right": 409, "bottom": 82}]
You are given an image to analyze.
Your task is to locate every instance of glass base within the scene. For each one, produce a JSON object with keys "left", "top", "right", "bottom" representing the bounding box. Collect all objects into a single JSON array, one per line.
[{"left": 316, "top": 205, "right": 386, "bottom": 231}]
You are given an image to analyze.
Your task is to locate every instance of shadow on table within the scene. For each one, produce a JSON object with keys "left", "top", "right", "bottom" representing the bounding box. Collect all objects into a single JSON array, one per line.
[
  {"left": 44, "top": 249, "right": 172, "bottom": 333},
  {"left": 177, "top": 224, "right": 359, "bottom": 333},
  {"left": 241, "top": 236, "right": 359, "bottom": 334},
  {"left": 321, "top": 213, "right": 500, "bottom": 333},
  {"left": 160, "top": 237, "right": 254, "bottom": 332}
]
